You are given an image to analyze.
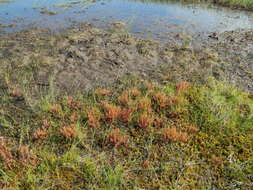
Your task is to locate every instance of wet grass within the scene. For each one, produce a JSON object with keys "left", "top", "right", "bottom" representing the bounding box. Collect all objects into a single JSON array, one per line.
[{"left": 0, "top": 77, "right": 252, "bottom": 189}]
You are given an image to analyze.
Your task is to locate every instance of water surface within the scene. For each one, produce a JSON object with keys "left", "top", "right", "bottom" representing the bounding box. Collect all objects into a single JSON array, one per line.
[{"left": 1, "top": 0, "right": 253, "bottom": 41}]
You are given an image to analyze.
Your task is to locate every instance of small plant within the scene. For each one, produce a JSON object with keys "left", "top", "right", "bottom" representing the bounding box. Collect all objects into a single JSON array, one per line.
[
  {"left": 120, "top": 108, "right": 133, "bottom": 123},
  {"left": 33, "top": 129, "right": 48, "bottom": 140},
  {"left": 9, "top": 88, "right": 23, "bottom": 97},
  {"left": 0, "top": 138, "right": 15, "bottom": 169},
  {"left": 107, "top": 128, "right": 128, "bottom": 147},
  {"left": 162, "top": 127, "right": 188, "bottom": 143},
  {"left": 153, "top": 92, "right": 168, "bottom": 108},
  {"left": 70, "top": 113, "right": 79, "bottom": 123},
  {"left": 137, "top": 112, "right": 153, "bottom": 128},
  {"left": 142, "top": 160, "right": 150, "bottom": 168},
  {"left": 18, "top": 145, "right": 38, "bottom": 166},
  {"left": 176, "top": 81, "right": 190, "bottom": 93},
  {"left": 185, "top": 124, "right": 198, "bottom": 133},
  {"left": 138, "top": 97, "right": 152, "bottom": 112},
  {"left": 87, "top": 108, "right": 101, "bottom": 128},
  {"left": 153, "top": 117, "right": 164, "bottom": 128},
  {"left": 48, "top": 104, "right": 62, "bottom": 114},
  {"left": 118, "top": 91, "right": 131, "bottom": 106},
  {"left": 42, "top": 119, "right": 51, "bottom": 129},
  {"left": 60, "top": 125, "right": 76, "bottom": 139},
  {"left": 130, "top": 87, "right": 141, "bottom": 98},
  {"left": 95, "top": 88, "right": 112, "bottom": 96},
  {"left": 67, "top": 96, "right": 83, "bottom": 109},
  {"left": 102, "top": 102, "right": 122, "bottom": 123}
]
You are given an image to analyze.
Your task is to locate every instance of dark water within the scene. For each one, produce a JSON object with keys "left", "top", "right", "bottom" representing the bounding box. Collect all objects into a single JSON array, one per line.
[{"left": 1, "top": 0, "right": 253, "bottom": 41}]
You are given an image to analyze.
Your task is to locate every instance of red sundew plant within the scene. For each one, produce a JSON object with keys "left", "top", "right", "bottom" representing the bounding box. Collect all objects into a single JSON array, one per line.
[
  {"left": 33, "top": 129, "right": 48, "bottom": 140},
  {"left": 18, "top": 145, "right": 38, "bottom": 166},
  {"left": 95, "top": 88, "right": 112, "bottom": 96},
  {"left": 107, "top": 128, "right": 128, "bottom": 147},
  {"left": 102, "top": 102, "right": 122, "bottom": 123},
  {"left": 120, "top": 108, "right": 133, "bottom": 123},
  {"left": 129, "top": 87, "right": 141, "bottom": 98},
  {"left": 42, "top": 119, "right": 51, "bottom": 129},
  {"left": 69, "top": 113, "right": 79, "bottom": 123},
  {"left": 153, "top": 92, "right": 168, "bottom": 108},
  {"left": 186, "top": 124, "right": 198, "bottom": 133},
  {"left": 176, "top": 81, "right": 190, "bottom": 93},
  {"left": 48, "top": 104, "right": 62, "bottom": 114},
  {"left": 153, "top": 117, "right": 164, "bottom": 128},
  {"left": 67, "top": 96, "right": 83, "bottom": 109},
  {"left": 162, "top": 127, "right": 188, "bottom": 143},
  {"left": 118, "top": 91, "right": 131, "bottom": 106},
  {"left": 137, "top": 113, "right": 153, "bottom": 128},
  {"left": 0, "top": 138, "right": 15, "bottom": 169},
  {"left": 87, "top": 108, "right": 101, "bottom": 128},
  {"left": 60, "top": 125, "right": 76, "bottom": 139},
  {"left": 138, "top": 97, "right": 152, "bottom": 112}
]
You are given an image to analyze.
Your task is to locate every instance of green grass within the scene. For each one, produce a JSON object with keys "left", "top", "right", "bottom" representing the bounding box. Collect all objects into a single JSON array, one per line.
[{"left": 0, "top": 77, "right": 252, "bottom": 189}]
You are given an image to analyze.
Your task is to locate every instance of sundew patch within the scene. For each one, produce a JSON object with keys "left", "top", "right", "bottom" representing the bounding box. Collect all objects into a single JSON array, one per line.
[{"left": 0, "top": 78, "right": 252, "bottom": 189}]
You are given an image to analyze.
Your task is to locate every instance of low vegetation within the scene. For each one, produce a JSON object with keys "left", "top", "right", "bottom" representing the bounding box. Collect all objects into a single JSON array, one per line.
[
  {"left": 183, "top": 0, "right": 253, "bottom": 10},
  {"left": 1, "top": 77, "right": 252, "bottom": 189}
]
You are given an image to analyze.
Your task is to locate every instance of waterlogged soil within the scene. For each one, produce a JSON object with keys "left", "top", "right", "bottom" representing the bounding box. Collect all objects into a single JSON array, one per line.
[{"left": 0, "top": 23, "right": 252, "bottom": 106}]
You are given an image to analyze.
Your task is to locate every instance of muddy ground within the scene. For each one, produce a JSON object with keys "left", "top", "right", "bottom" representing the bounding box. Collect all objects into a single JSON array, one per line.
[{"left": 0, "top": 23, "right": 252, "bottom": 105}]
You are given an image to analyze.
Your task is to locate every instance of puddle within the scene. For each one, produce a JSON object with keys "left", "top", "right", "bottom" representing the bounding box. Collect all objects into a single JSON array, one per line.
[{"left": 0, "top": 0, "right": 253, "bottom": 41}]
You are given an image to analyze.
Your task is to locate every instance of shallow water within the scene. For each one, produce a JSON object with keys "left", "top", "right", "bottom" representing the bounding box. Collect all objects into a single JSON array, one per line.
[{"left": 1, "top": 0, "right": 253, "bottom": 41}]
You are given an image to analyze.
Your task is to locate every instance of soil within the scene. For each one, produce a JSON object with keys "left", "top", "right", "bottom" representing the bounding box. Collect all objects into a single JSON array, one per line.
[{"left": 0, "top": 23, "right": 252, "bottom": 104}]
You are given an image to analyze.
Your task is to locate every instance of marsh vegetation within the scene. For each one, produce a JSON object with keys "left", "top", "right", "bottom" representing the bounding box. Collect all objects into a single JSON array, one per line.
[{"left": 0, "top": 0, "right": 253, "bottom": 190}]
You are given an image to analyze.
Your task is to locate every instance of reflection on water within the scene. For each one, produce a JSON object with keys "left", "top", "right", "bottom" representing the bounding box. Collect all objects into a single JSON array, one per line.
[{"left": 0, "top": 0, "right": 253, "bottom": 41}]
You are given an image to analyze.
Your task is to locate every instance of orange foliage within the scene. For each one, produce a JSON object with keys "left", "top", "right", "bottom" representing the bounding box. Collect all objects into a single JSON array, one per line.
[
  {"left": 153, "top": 117, "right": 164, "bottom": 128},
  {"left": 176, "top": 81, "right": 190, "bottom": 93},
  {"left": 120, "top": 108, "right": 133, "bottom": 123},
  {"left": 102, "top": 102, "right": 121, "bottom": 123},
  {"left": 87, "top": 108, "right": 101, "bottom": 128},
  {"left": 137, "top": 113, "right": 153, "bottom": 128},
  {"left": 186, "top": 124, "right": 198, "bottom": 133},
  {"left": 138, "top": 97, "right": 152, "bottom": 112},
  {"left": 70, "top": 113, "right": 79, "bottom": 123},
  {"left": 95, "top": 88, "right": 112, "bottom": 96},
  {"left": 142, "top": 160, "right": 150, "bottom": 168},
  {"left": 60, "top": 125, "right": 76, "bottom": 139},
  {"left": 107, "top": 128, "right": 128, "bottom": 147},
  {"left": 42, "top": 119, "right": 50, "bottom": 129},
  {"left": 130, "top": 87, "right": 141, "bottom": 98},
  {"left": 118, "top": 91, "right": 131, "bottom": 106},
  {"left": 162, "top": 127, "right": 188, "bottom": 143},
  {"left": 153, "top": 92, "right": 168, "bottom": 108},
  {"left": 67, "top": 96, "right": 83, "bottom": 109},
  {"left": 49, "top": 104, "right": 62, "bottom": 114},
  {"left": 33, "top": 129, "right": 48, "bottom": 140},
  {"left": 10, "top": 88, "right": 23, "bottom": 97},
  {"left": 0, "top": 138, "right": 15, "bottom": 169},
  {"left": 18, "top": 145, "right": 38, "bottom": 166}
]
